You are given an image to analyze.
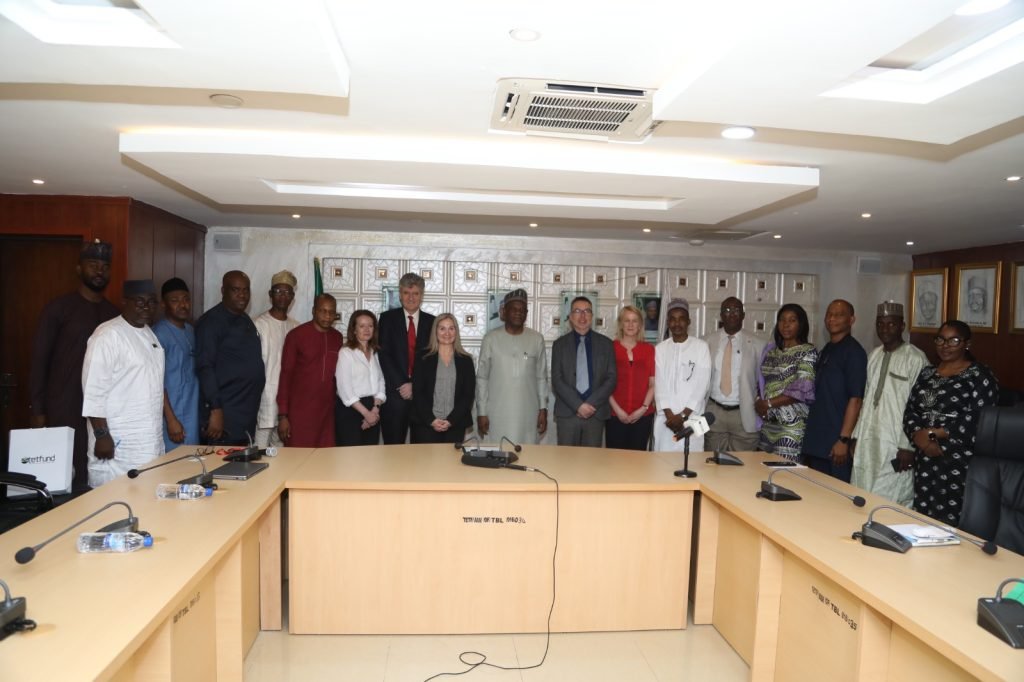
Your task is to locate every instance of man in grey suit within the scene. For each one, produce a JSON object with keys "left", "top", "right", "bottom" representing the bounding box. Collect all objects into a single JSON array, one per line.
[
  {"left": 551, "top": 296, "right": 617, "bottom": 446},
  {"left": 703, "top": 296, "right": 766, "bottom": 452}
]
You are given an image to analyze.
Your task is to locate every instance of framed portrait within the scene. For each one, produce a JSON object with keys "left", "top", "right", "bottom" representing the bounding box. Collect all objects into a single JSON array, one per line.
[
  {"left": 909, "top": 268, "right": 947, "bottom": 333},
  {"left": 381, "top": 285, "right": 401, "bottom": 312},
  {"left": 486, "top": 288, "right": 512, "bottom": 332},
  {"left": 1011, "top": 262, "right": 1024, "bottom": 334},
  {"left": 632, "top": 293, "right": 661, "bottom": 343},
  {"left": 954, "top": 262, "right": 1001, "bottom": 334}
]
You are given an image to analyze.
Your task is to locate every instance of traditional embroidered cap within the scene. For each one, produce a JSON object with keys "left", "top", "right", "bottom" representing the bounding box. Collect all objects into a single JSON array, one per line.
[
  {"left": 503, "top": 288, "right": 528, "bottom": 305},
  {"left": 876, "top": 301, "right": 904, "bottom": 318},
  {"left": 123, "top": 279, "right": 156, "bottom": 297},
  {"left": 665, "top": 298, "right": 689, "bottom": 314},
  {"left": 161, "top": 277, "right": 189, "bottom": 297},
  {"left": 80, "top": 238, "right": 112, "bottom": 263},
  {"left": 271, "top": 270, "right": 297, "bottom": 288}
]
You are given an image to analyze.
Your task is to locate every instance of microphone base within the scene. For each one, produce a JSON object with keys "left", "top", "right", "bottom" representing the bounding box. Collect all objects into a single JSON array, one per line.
[
  {"left": 673, "top": 469, "right": 697, "bottom": 478},
  {"left": 854, "top": 521, "right": 912, "bottom": 553},
  {"left": 756, "top": 481, "right": 802, "bottom": 502},
  {"left": 0, "top": 596, "right": 27, "bottom": 639},
  {"left": 178, "top": 473, "right": 217, "bottom": 489},
  {"left": 706, "top": 450, "right": 744, "bottom": 466},
  {"left": 977, "top": 597, "right": 1024, "bottom": 648},
  {"left": 96, "top": 517, "right": 138, "bottom": 533}
]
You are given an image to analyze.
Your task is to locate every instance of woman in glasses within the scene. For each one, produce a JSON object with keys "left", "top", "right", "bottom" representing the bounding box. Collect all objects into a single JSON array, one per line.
[{"left": 903, "top": 320, "right": 998, "bottom": 526}]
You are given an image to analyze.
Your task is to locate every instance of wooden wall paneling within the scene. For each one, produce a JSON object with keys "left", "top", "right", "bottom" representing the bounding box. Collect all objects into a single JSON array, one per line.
[{"left": 912, "top": 241, "right": 1024, "bottom": 392}]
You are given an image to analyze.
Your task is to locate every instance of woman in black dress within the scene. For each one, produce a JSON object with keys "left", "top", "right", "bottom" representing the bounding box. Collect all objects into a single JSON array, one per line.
[{"left": 903, "top": 320, "right": 998, "bottom": 526}]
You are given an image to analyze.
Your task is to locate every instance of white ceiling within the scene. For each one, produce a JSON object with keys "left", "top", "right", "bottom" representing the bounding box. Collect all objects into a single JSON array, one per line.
[{"left": 0, "top": 0, "right": 1022, "bottom": 253}]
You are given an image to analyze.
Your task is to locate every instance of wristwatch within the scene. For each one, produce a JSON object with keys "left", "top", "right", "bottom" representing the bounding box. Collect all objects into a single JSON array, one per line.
[
  {"left": 838, "top": 435, "right": 852, "bottom": 445},
  {"left": 927, "top": 430, "right": 938, "bottom": 442},
  {"left": 93, "top": 427, "right": 109, "bottom": 439}
]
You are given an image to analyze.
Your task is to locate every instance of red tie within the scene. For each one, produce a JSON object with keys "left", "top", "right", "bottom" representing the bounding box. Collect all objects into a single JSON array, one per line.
[{"left": 407, "top": 315, "right": 416, "bottom": 377}]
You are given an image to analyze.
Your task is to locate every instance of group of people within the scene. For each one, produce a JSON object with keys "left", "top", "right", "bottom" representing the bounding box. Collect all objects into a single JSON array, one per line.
[{"left": 29, "top": 241, "right": 999, "bottom": 528}]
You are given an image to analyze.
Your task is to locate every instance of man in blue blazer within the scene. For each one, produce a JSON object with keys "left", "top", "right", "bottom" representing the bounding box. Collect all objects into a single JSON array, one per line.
[
  {"left": 378, "top": 273, "right": 436, "bottom": 444},
  {"left": 551, "top": 296, "right": 616, "bottom": 446}
]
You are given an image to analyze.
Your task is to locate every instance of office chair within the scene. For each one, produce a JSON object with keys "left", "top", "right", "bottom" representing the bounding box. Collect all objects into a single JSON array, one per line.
[
  {"left": 960, "top": 407, "right": 1024, "bottom": 554},
  {"left": 0, "top": 472, "right": 54, "bottom": 535}
]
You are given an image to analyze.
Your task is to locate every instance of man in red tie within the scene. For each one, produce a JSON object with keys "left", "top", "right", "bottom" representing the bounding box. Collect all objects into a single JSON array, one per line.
[{"left": 378, "top": 273, "right": 436, "bottom": 444}]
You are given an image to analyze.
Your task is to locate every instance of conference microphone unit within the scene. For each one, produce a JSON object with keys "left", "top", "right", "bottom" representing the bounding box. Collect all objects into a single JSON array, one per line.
[
  {"left": 500, "top": 435, "right": 523, "bottom": 454},
  {"left": 0, "top": 578, "right": 35, "bottom": 640},
  {"left": 756, "top": 467, "right": 867, "bottom": 506},
  {"left": 672, "top": 412, "right": 716, "bottom": 441},
  {"left": 128, "top": 452, "right": 215, "bottom": 488},
  {"left": 457, "top": 435, "right": 520, "bottom": 468},
  {"left": 852, "top": 504, "right": 998, "bottom": 555},
  {"left": 977, "top": 578, "right": 1024, "bottom": 648},
  {"left": 14, "top": 501, "right": 141, "bottom": 564},
  {"left": 706, "top": 450, "right": 744, "bottom": 466}
]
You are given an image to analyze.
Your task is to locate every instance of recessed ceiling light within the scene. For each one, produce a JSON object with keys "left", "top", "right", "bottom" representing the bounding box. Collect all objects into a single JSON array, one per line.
[
  {"left": 1008, "top": 175, "right": 1021, "bottom": 182},
  {"left": 209, "top": 93, "right": 244, "bottom": 109},
  {"left": 642, "top": 227, "right": 652, "bottom": 233},
  {"left": 906, "top": 241, "right": 915, "bottom": 246},
  {"left": 955, "top": 0, "right": 1010, "bottom": 16},
  {"left": 861, "top": 213, "right": 872, "bottom": 219},
  {"left": 291, "top": 214, "right": 301, "bottom": 219},
  {"left": 528, "top": 222, "right": 538, "bottom": 228},
  {"left": 509, "top": 28, "right": 541, "bottom": 42},
  {"left": 773, "top": 234, "right": 782, "bottom": 239},
  {"left": 32, "top": 178, "right": 45, "bottom": 185},
  {"left": 721, "top": 126, "right": 755, "bottom": 140}
]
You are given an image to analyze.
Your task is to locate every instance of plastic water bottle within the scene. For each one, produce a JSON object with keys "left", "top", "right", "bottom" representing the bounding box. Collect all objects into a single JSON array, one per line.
[
  {"left": 77, "top": 532, "right": 153, "bottom": 554},
  {"left": 155, "top": 483, "right": 213, "bottom": 500}
]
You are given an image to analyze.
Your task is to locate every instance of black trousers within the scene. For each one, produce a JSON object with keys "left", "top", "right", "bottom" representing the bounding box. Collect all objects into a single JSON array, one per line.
[
  {"left": 605, "top": 413, "right": 654, "bottom": 451},
  {"left": 380, "top": 390, "right": 414, "bottom": 444},
  {"left": 335, "top": 396, "right": 381, "bottom": 447}
]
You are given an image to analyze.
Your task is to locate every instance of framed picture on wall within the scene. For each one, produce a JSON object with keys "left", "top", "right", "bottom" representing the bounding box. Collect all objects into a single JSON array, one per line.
[
  {"left": 1011, "top": 262, "right": 1024, "bottom": 334},
  {"left": 632, "top": 293, "right": 662, "bottom": 342},
  {"left": 954, "top": 262, "right": 1001, "bottom": 334},
  {"left": 909, "top": 268, "right": 947, "bottom": 333}
]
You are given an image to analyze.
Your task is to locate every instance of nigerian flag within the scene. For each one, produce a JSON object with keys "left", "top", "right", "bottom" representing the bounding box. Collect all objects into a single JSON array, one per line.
[{"left": 313, "top": 257, "right": 323, "bottom": 297}]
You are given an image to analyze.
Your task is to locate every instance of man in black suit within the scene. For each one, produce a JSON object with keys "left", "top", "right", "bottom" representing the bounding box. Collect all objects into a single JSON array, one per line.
[
  {"left": 551, "top": 296, "right": 616, "bottom": 446},
  {"left": 378, "top": 273, "right": 436, "bottom": 444}
]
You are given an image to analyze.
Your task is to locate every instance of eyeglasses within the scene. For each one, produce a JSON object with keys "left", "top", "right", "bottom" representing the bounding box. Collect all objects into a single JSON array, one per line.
[
  {"left": 933, "top": 335, "right": 964, "bottom": 347},
  {"left": 270, "top": 288, "right": 294, "bottom": 296},
  {"left": 571, "top": 308, "right": 593, "bottom": 316}
]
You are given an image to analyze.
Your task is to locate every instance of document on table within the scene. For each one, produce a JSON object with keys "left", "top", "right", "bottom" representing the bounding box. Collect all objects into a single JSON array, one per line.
[{"left": 889, "top": 524, "right": 960, "bottom": 547}]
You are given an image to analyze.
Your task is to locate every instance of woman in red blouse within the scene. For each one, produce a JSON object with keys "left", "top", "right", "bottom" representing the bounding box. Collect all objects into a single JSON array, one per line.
[{"left": 607, "top": 305, "right": 656, "bottom": 450}]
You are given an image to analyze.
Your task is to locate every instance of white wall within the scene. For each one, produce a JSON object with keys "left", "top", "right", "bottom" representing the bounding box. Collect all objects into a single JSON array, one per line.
[{"left": 204, "top": 227, "right": 911, "bottom": 351}]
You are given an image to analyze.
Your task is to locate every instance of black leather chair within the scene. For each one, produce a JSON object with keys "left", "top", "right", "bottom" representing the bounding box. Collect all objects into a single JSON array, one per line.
[
  {"left": 0, "top": 472, "right": 54, "bottom": 535},
  {"left": 960, "top": 406, "right": 1024, "bottom": 554}
]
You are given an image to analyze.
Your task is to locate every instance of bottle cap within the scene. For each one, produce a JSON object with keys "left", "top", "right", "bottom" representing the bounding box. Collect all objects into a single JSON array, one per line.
[
  {"left": 142, "top": 534, "right": 154, "bottom": 547},
  {"left": 204, "top": 487, "right": 214, "bottom": 496}
]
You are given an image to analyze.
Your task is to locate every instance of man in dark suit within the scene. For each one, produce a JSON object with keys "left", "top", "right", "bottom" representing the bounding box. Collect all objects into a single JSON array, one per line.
[
  {"left": 378, "top": 273, "right": 436, "bottom": 444},
  {"left": 551, "top": 296, "right": 616, "bottom": 446}
]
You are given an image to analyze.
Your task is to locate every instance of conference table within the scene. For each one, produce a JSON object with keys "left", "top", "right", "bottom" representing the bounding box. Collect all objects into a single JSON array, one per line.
[{"left": 0, "top": 444, "right": 1021, "bottom": 682}]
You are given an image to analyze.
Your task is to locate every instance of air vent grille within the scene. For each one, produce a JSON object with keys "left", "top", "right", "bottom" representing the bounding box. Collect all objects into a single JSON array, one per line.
[{"left": 491, "top": 78, "right": 656, "bottom": 142}]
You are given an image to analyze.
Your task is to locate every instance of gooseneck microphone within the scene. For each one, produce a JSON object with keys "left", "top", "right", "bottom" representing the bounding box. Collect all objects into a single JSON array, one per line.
[
  {"left": 673, "top": 412, "right": 715, "bottom": 478},
  {"left": 128, "top": 453, "right": 214, "bottom": 488},
  {"left": 454, "top": 436, "right": 480, "bottom": 451},
  {"left": 500, "top": 436, "right": 523, "bottom": 454},
  {"left": 15, "top": 501, "right": 139, "bottom": 564},
  {"left": 756, "top": 467, "right": 867, "bottom": 506},
  {"left": 977, "top": 578, "right": 1024, "bottom": 648},
  {"left": 853, "top": 504, "right": 997, "bottom": 554}
]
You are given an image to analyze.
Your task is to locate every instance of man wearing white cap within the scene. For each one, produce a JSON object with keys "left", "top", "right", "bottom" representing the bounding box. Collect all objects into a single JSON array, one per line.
[
  {"left": 654, "top": 298, "right": 712, "bottom": 452},
  {"left": 253, "top": 270, "right": 300, "bottom": 447},
  {"left": 476, "top": 288, "right": 548, "bottom": 445},
  {"left": 851, "top": 302, "right": 927, "bottom": 506}
]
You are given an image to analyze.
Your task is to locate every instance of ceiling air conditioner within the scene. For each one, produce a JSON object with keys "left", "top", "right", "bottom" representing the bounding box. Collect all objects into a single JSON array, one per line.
[{"left": 490, "top": 78, "right": 659, "bottom": 143}]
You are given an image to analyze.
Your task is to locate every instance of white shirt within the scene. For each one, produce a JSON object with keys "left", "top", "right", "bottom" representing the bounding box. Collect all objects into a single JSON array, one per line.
[
  {"left": 336, "top": 346, "right": 387, "bottom": 406},
  {"left": 254, "top": 311, "right": 299, "bottom": 428},
  {"left": 82, "top": 316, "right": 165, "bottom": 487},
  {"left": 653, "top": 336, "right": 712, "bottom": 452}
]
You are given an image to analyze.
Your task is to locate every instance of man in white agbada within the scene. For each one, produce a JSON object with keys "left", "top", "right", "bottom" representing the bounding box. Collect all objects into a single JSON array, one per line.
[
  {"left": 476, "top": 289, "right": 548, "bottom": 444},
  {"left": 851, "top": 301, "right": 927, "bottom": 506},
  {"left": 253, "top": 270, "right": 299, "bottom": 447},
  {"left": 82, "top": 279, "right": 165, "bottom": 487},
  {"left": 654, "top": 298, "right": 712, "bottom": 452}
]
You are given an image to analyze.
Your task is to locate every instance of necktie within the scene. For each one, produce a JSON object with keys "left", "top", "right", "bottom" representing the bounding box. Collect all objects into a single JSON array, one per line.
[
  {"left": 407, "top": 315, "right": 416, "bottom": 377},
  {"left": 720, "top": 336, "right": 733, "bottom": 396},
  {"left": 575, "top": 336, "right": 589, "bottom": 394}
]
